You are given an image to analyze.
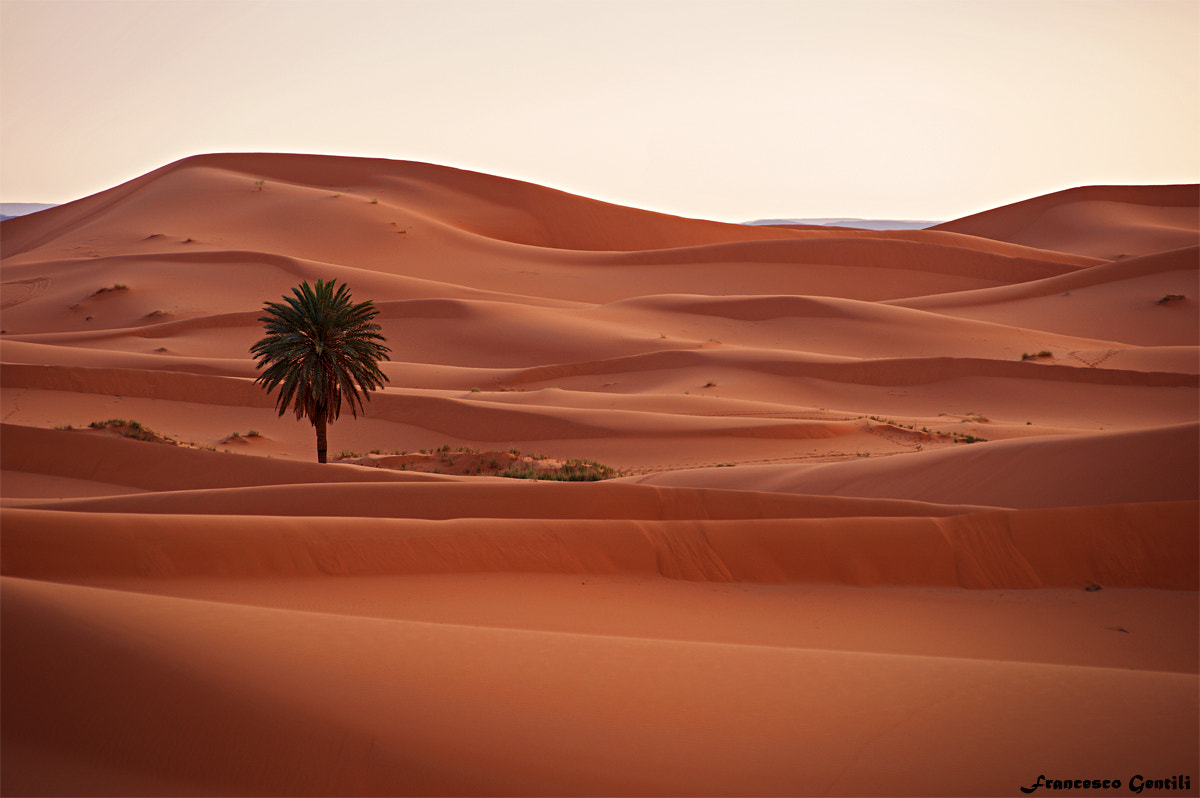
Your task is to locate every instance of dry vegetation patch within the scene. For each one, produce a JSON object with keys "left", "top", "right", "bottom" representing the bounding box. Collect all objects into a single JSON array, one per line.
[
  {"left": 77, "top": 419, "right": 178, "bottom": 445},
  {"left": 337, "top": 445, "right": 619, "bottom": 480},
  {"left": 219, "top": 430, "right": 264, "bottom": 445}
]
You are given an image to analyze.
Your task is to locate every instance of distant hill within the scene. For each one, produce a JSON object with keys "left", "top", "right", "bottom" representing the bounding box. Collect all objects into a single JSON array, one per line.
[
  {"left": 1, "top": 203, "right": 58, "bottom": 220},
  {"left": 745, "top": 218, "right": 939, "bottom": 231}
]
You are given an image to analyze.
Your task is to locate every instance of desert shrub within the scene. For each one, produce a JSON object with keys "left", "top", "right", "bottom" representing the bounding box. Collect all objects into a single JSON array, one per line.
[
  {"left": 499, "top": 465, "right": 541, "bottom": 480},
  {"left": 87, "top": 419, "right": 175, "bottom": 444},
  {"left": 497, "top": 458, "right": 617, "bottom": 482}
]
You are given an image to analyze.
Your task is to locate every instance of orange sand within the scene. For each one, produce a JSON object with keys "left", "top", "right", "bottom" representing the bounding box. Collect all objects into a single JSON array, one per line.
[{"left": 2, "top": 154, "right": 1197, "bottom": 796}]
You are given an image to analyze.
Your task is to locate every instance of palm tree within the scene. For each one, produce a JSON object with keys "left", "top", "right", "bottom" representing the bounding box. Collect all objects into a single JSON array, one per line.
[{"left": 250, "top": 279, "right": 391, "bottom": 463}]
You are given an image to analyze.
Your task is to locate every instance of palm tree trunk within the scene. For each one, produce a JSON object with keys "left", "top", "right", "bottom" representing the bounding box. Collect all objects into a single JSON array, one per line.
[{"left": 315, "top": 415, "right": 328, "bottom": 464}]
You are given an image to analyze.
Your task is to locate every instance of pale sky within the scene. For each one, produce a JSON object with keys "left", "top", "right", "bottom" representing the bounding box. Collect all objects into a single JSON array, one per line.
[{"left": 2, "top": 0, "right": 1197, "bottom": 222}]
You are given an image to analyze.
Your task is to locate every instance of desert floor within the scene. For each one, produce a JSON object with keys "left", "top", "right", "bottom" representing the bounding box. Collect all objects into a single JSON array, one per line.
[{"left": 2, "top": 155, "right": 1197, "bottom": 795}]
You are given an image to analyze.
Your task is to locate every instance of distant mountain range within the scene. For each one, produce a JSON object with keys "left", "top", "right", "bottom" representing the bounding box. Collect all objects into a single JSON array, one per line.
[
  {"left": 744, "top": 218, "right": 939, "bottom": 230},
  {"left": 0, "top": 203, "right": 58, "bottom": 220}
]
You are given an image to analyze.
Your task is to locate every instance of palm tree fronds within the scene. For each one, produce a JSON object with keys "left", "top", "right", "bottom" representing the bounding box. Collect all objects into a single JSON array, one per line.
[{"left": 250, "top": 279, "right": 391, "bottom": 462}]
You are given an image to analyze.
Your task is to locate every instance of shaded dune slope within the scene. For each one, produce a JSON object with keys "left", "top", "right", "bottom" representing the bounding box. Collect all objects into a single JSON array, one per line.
[{"left": 4, "top": 575, "right": 1193, "bottom": 798}]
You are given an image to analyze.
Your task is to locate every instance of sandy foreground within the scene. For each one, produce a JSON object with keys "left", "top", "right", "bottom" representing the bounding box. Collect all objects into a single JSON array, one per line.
[{"left": 1, "top": 154, "right": 1197, "bottom": 796}]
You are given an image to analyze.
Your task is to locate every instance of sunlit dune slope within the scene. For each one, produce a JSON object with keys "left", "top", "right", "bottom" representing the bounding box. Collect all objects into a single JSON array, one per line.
[
  {"left": 631, "top": 422, "right": 1199, "bottom": 509},
  {"left": 1, "top": 154, "right": 1196, "bottom": 797},
  {"left": 892, "top": 245, "right": 1200, "bottom": 347}
]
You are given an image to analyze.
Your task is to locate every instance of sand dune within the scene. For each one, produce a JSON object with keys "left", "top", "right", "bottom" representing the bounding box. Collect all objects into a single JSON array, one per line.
[
  {"left": 933, "top": 184, "right": 1199, "bottom": 259},
  {"left": 631, "top": 422, "right": 1199, "bottom": 509},
  {"left": 2, "top": 155, "right": 1196, "bottom": 796},
  {"left": 4, "top": 497, "right": 1196, "bottom": 589},
  {"left": 5, "top": 575, "right": 1192, "bottom": 797},
  {"left": 893, "top": 246, "right": 1200, "bottom": 346}
]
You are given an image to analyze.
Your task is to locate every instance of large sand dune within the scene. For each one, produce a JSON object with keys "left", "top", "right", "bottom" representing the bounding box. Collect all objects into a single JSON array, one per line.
[{"left": 2, "top": 154, "right": 1197, "bottom": 795}]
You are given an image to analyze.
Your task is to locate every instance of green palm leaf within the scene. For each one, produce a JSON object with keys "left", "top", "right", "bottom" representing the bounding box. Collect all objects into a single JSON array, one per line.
[{"left": 250, "top": 279, "right": 391, "bottom": 463}]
